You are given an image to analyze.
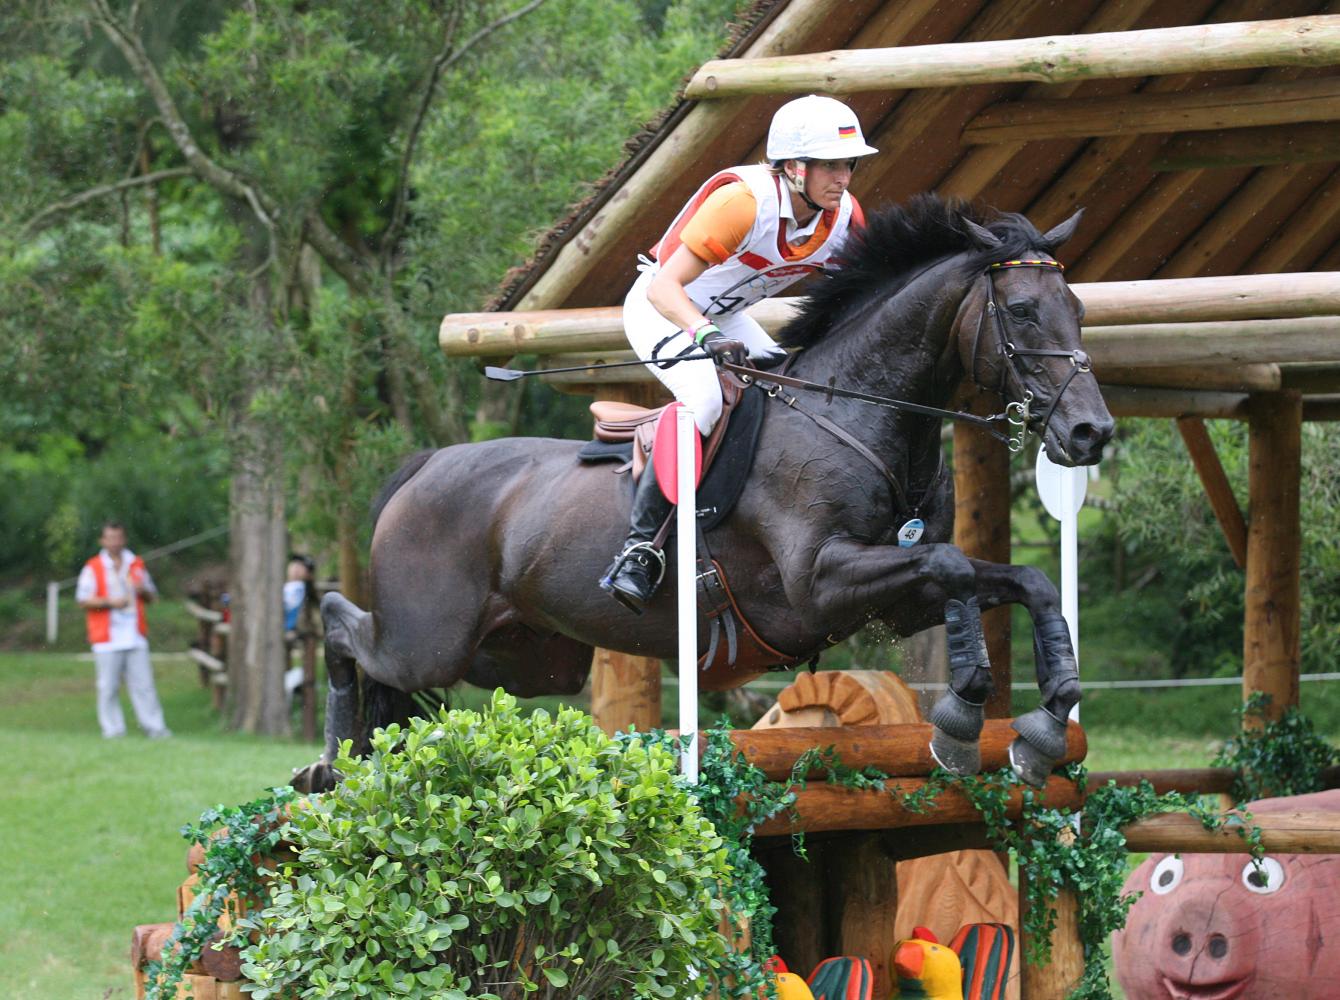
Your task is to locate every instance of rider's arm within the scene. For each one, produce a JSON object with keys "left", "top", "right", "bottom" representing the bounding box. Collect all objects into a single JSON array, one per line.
[
  {"left": 647, "top": 182, "right": 757, "bottom": 337},
  {"left": 646, "top": 246, "right": 713, "bottom": 334}
]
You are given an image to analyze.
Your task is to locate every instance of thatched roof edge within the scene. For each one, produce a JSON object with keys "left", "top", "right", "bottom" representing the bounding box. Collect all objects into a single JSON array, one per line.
[{"left": 485, "top": 0, "right": 788, "bottom": 311}]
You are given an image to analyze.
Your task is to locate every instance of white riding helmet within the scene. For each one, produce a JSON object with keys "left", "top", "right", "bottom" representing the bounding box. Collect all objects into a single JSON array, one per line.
[{"left": 766, "top": 95, "right": 878, "bottom": 161}]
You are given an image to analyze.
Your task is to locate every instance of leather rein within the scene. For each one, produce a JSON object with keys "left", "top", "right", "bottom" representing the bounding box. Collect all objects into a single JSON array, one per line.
[{"left": 718, "top": 257, "right": 1091, "bottom": 520}]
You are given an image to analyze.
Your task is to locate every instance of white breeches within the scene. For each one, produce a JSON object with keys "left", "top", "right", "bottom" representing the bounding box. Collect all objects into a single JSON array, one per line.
[
  {"left": 94, "top": 646, "right": 168, "bottom": 737},
  {"left": 623, "top": 267, "right": 783, "bottom": 435}
]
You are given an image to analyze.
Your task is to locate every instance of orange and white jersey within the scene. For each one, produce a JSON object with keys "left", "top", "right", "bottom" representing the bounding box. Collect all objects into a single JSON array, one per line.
[{"left": 648, "top": 163, "right": 863, "bottom": 317}]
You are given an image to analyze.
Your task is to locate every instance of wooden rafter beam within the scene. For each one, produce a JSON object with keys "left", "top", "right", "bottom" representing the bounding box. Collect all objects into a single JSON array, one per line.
[
  {"left": 1247, "top": 167, "right": 1340, "bottom": 272},
  {"left": 936, "top": 0, "right": 1162, "bottom": 200},
  {"left": 686, "top": 15, "right": 1340, "bottom": 98},
  {"left": 962, "top": 76, "right": 1340, "bottom": 145},
  {"left": 1177, "top": 416, "right": 1249, "bottom": 568},
  {"left": 1153, "top": 121, "right": 1340, "bottom": 170}
]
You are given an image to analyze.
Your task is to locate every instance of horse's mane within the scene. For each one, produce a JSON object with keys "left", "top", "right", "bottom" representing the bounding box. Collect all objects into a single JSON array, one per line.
[{"left": 777, "top": 193, "right": 1060, "bottom": 349}]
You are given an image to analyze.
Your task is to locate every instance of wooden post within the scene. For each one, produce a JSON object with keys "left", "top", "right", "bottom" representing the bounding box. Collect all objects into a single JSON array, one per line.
[
  {"left": 1243, "top": 391, "right": 1303, "bottom": 726},
  {"left": 590, "top": 646, "right": 662, "bottom": 736},
  {"left": 1019, "top": 877, "right": 1083, "bottom": 1000},
  {"left": 953, "top": 390, "right": 1012, "bottom": 718}
]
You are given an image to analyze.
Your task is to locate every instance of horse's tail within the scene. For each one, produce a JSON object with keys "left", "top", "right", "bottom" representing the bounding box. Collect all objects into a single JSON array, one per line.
[
  {"left": 370, "top": 449, "right": 436, "bottom": 528},
  {"left": 358, "top": 448, "right": 440, "bottom": 748}
]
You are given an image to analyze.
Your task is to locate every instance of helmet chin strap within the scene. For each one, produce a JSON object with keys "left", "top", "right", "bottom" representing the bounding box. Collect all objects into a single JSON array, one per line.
[{"left": 787, "top": 161, "right": 824, "bottom": 215}]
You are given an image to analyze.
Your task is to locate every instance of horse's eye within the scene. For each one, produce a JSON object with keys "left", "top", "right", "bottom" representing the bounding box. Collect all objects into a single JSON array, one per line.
[{"left": 1008, "top": 304, "right": 1035, "bottom": 321}]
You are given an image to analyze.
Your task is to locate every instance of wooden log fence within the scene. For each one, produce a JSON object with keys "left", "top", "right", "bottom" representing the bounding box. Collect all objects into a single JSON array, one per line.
[
  {"left": 184, "top": 596, "right": 321, "bottom": 741},
  {"left": 684, "top": 16, "right": 1340, "bottom": 98}
]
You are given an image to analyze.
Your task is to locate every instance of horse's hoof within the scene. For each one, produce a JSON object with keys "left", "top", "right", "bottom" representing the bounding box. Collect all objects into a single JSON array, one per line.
[
  {"left": 929, "top": 727, "right": 982, "bottom": 776},
  {"left": 291, "top": 760, "right": 341, "bottom": 794},
  {"left": 1008, "top": 706, "right": 1069, "bottom": 787},
  {"left": 1007, "top": 738, "right": 1054, "bottom": 788}
]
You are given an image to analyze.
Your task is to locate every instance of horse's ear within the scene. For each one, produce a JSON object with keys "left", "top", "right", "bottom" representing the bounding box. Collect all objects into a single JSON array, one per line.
[
  {"left": 964, "top": 219, "right": 1003, "bottom": 250},
  {"left": 1041, "top": 209, "right": 1084, "bottom": 251}
]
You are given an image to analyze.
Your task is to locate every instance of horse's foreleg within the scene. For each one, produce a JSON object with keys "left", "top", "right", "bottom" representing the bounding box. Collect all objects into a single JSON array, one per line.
[
  {"left": 803, "top": 541, "right": 992, "bottom": 775},
  {"left": 291, "top": 592, "right": 366, "bottom": 793},
  {"left": 968, "top": 559, "right": 1080, "bottom": 786}
]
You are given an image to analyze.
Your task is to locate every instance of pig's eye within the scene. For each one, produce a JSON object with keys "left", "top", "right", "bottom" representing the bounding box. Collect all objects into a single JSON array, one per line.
[
  {"left": 1242, "top": 857, "right": 1285, "bottom": 895},
  {"left": 1150, "top": 856, "right": 1184, "bottom": 895}
]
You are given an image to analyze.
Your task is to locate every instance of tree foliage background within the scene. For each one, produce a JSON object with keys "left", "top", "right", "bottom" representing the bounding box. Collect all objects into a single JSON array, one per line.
[{"left": 0, "top": 0, "right": 746, "bottom": 730}]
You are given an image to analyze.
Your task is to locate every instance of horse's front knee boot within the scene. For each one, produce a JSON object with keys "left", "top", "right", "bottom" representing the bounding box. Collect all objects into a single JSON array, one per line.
[
  {"left": 929, "top": 597, "right": 992, "bottom": 776},
  {"left": 1009, "top": 612, "right": 1080, "bottom": 787}
]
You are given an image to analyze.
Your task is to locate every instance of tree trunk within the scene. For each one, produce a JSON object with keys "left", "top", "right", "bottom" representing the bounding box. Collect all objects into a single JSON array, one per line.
[{"left": 227, "top": 418, "right": 291, "bottom": 735}]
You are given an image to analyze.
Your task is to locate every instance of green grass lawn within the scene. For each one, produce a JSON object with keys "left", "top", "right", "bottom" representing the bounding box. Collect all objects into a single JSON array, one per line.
[
  {"left": 3, "top": 649, "right": 1334, "bottom": 999},
  {"left": 0, "top": 652, "right": 317, "bottom": 999}
]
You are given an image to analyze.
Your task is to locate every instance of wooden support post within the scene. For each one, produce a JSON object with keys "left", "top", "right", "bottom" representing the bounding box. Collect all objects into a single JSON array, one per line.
[
  {"left": 590, "top": 646, "right": 662, "bottom": 736},
  {"left": 1243, "top": 391, "right": 1303, "bottom": 726},
  {"left": 1019, "top": 870, "right": 1083, "bottom": 1000},
  {"left": 954, "top": 390, "right": 1012, "bottom": 717},
  {"left": 1176, "top": 417, "right": 1248, "bottom": 569},
  {"left": 836, "top": 834, "right": 900, "bottom": 1000}
]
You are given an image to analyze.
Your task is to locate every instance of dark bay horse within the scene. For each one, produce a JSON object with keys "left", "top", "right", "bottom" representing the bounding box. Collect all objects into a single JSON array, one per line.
[{"left": 295, "top": 195, "right": 1114, "bottom": 791}]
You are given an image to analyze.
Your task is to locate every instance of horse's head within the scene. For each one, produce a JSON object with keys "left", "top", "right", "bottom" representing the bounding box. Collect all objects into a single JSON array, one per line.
[{"left": 956, "top": 210, "right": 1114, "bottom": 466}]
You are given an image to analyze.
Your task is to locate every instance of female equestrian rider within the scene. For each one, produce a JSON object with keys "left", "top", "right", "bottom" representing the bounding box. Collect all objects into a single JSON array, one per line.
[{"left": 601, "top": 94, "right": 878, "bottom": 612}]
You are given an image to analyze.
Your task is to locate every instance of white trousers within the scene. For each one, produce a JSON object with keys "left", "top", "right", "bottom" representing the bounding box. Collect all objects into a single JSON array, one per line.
[
  {"left": 623, "top": 267, "right": 783, "bottom": 435},
  {"left": 94, "top": 647, "right": 169, "bottom": 737}
]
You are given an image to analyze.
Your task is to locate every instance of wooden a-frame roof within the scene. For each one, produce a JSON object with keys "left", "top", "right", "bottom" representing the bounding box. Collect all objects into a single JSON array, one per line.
[{"left": 490, "top": 0, "right": 1340, "bottom": 314}]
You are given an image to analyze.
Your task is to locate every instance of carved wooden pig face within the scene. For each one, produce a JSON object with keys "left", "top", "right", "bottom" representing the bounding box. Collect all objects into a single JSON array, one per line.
[{"left": 1112, "top": 790, "right": 1340, "bottom": 1000}]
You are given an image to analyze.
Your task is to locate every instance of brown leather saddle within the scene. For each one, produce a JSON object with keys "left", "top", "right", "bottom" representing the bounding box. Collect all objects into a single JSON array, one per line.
[
  {"left": 588, "top": 369, "right": 747, "bottom": 482},
  {"left": 588, "top": 368, "right": 813, "bottom": 682}
]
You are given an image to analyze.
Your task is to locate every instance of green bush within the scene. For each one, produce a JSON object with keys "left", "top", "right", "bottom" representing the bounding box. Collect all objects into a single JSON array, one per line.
[{"left": 240, "top": 691, "right": 734, "bottom": 999}]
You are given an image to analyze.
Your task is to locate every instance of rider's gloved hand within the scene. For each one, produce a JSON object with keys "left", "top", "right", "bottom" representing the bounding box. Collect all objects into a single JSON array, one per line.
[{"left": 691, "top": 322, "right": 746, "bottom": 366}]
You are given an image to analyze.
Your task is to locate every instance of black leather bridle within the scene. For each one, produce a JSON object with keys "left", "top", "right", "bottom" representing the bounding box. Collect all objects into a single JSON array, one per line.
[{"left": 970, "top": 258, "right": 1092, "bottom": 453}]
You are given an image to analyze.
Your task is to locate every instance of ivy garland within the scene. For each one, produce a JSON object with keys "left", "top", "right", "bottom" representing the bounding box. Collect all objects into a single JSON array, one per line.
[
  {"left": 1213, "top": 692, "right": 1339, "bottom": 803},
  {"left": 661, "top": 728, "right": 1273, "bottom": 1000},
  {"left": 143, "top": 787, "right": 296, "bottom": 1000}
]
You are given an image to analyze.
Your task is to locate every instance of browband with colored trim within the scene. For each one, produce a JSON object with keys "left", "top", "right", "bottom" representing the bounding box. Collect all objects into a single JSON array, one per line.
[{"left": 988, "top": 259, "right": 1065, "bottom": 271}]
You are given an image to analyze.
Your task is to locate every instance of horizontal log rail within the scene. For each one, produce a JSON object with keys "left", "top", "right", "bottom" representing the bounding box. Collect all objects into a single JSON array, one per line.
[
  {"left": 701, "top": 719, "right": 1086, "bottom": 781},
  {"left": 1088, "top": 765, "right": 1340, "bottom": 796},
  {"left": 751, "top": 774, "right": 1082, "bottom": 836},
  {"left": 1122, "top": 809, "right": 1340, "bottom": 854},
  {"left": 440, "top": 273, "right": 1340, "bottom": 357},
  {"left": 963, "top": 77, "right": 1340, "bottom": 145},
  {"left": 685, "top": 16, "right": 1340, "bottom": 98}
]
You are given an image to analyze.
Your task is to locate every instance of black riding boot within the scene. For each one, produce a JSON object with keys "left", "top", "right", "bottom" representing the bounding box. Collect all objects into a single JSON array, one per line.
[{"left": 600, "top": 469, "right": 674, "bottom": 614}]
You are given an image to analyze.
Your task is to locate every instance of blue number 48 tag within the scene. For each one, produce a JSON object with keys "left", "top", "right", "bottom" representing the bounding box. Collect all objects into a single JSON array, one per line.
[{"left": 897, "top": 518, "right": 925, "bottom": 547}]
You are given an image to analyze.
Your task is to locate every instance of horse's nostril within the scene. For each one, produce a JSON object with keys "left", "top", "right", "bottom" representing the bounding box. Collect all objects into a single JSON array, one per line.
[
  {"left": 1172, "top": 932, "right": 1193, "bottom": 956},
  {"left": 1208, "top": 935, "right": 1229, "bottom": 959}
]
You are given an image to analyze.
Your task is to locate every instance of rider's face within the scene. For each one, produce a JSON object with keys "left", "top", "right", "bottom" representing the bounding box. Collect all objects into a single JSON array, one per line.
[{"left": 802, "top": 158, "right": 856, "bottom": 211}]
